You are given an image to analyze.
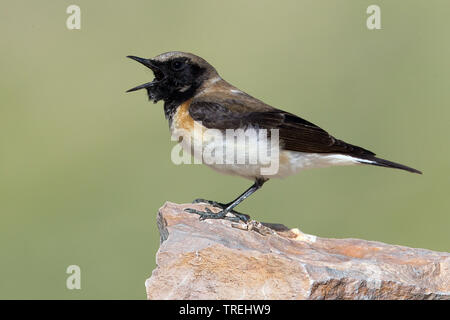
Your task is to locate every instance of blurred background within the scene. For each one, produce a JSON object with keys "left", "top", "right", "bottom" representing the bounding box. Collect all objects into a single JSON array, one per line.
[{"left": 0, "top": 0, "right": 449, "bottom": 299}]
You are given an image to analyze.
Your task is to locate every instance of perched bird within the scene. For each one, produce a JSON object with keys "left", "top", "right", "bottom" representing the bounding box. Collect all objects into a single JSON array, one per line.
[{"left": 127, "top": 51, "right": 421, "bottom": 222}]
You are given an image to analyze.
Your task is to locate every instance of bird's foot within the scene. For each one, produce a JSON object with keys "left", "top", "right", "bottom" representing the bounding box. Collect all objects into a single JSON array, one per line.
[
  {"left": 184, "top": 207, "right": 240, "bottom": 222},
  {"left": 188, "top": 199, "right": 251, "bottom": 222}
]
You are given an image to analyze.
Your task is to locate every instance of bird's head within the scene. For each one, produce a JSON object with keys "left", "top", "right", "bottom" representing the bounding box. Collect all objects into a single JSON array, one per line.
[{"left": 126, "top": 51, "right": 219, "bottom": 103}]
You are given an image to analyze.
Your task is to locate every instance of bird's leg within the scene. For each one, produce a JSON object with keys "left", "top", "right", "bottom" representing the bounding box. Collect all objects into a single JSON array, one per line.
[{"left": 185, "top": 178, "right": 267, "bottom": 222}]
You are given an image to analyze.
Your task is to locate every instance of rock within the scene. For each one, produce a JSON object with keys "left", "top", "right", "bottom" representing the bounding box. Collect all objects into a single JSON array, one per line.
[{"left": 145, "top": 202, "right": 450, "bottom": 300}]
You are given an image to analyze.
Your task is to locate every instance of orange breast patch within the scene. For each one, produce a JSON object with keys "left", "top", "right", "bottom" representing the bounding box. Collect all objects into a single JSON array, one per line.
[{"left": 174, "top": 99, "right": 194, "bottom": 132}]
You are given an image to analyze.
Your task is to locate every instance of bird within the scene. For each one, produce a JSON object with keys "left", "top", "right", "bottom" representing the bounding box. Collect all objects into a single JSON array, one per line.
[{"left": 126, "top": 51, "right": 421, "bottom": 223}]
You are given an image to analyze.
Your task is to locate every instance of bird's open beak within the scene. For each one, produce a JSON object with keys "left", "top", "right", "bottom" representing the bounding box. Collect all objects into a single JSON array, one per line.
[
  {"left": 125, "top": 80, "right": 156, "bottom": 93},
  {"left": 126, "top": 56, "right": 163, "bottom": 93}
]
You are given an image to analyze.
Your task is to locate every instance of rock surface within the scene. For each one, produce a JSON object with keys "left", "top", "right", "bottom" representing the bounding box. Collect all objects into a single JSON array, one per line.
[{"left": 145, "top": 202, "right": 450, "bottom": 300}]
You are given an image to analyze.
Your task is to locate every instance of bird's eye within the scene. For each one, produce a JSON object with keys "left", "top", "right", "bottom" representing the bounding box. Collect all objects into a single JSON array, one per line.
[{"left": 171, "top": 60, "right": 185, "bottom": 71}]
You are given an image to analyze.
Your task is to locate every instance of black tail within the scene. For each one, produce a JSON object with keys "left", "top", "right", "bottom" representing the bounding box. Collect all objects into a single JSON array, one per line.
[{"left": 358, "top": 156, "right": 422, "bottom": 174}]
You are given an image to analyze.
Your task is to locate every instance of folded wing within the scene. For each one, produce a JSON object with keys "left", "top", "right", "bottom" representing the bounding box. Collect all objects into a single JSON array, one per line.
[{"left": 189, "top": 97, "right": 375, "bottom": 158}]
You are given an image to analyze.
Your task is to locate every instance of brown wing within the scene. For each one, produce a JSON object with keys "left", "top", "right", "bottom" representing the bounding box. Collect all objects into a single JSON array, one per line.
[{"left": 189, "top": 95, "right": 375, "bottom": 157}]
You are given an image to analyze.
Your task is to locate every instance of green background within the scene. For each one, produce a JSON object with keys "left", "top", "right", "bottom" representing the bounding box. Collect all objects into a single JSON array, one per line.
[{"left": 1, "top": 0, "right": 449, "bottom": 299}]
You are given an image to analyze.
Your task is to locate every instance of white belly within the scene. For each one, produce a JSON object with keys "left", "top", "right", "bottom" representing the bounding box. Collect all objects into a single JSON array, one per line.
[{"left": 203, "top": 150, "right": 363, "bottom": 179}]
